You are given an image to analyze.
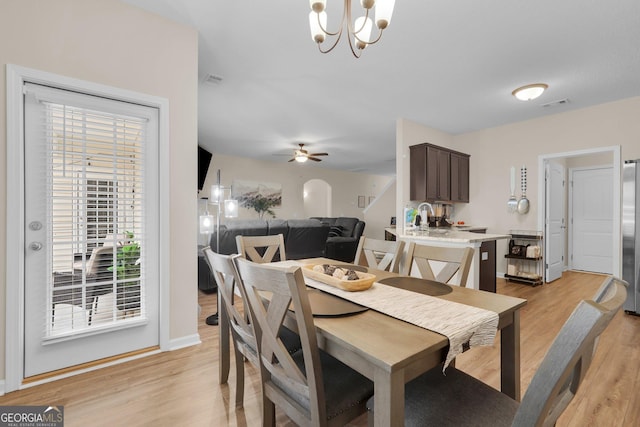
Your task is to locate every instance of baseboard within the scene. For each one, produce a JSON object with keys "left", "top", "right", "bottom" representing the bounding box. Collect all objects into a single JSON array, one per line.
[{"left": 169, "top": 333, "right": 201, "bottom": 351}]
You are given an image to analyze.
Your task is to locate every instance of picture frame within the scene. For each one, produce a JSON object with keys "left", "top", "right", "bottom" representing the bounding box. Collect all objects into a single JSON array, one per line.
[{"left": 357, "top": 195, "right": 365, "bottom": 208}]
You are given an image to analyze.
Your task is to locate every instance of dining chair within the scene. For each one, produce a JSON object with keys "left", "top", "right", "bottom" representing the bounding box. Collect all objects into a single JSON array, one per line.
[
  {"left": 353, "top": 236, "right": 405, "bottom": 273},
  {"left": 202, "top": 247, "right": 301, "bottom": 408},
  {"left": 234, "top": 257, "right": 374, "bottom": 427},
  {"left": 236, "top": 234, "right": 286, "bottom": 263},
  {"left": 403, "top": 242, "right": 473, "bottom": 287},
  {"left": 366, "top": 275, "right": 627, "bottom": 427}
]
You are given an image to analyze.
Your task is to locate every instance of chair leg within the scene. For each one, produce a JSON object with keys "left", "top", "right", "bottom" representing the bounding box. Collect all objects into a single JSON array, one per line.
[
  {"left": 262, "top": 393, "right": 276, "bottom": 427},
  {"left": 234, "top": 347, "right": 245, "bottom": 408}
]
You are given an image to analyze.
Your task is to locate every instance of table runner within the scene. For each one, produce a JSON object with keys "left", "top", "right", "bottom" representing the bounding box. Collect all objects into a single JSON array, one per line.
[{"left": 275, "top": 261, "right": 499, "bottom": 369}]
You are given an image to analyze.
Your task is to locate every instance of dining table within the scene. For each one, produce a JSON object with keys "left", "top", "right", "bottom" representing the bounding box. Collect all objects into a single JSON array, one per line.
[{"left": 217, "top": 257, "right": 527, "bottom": 427}]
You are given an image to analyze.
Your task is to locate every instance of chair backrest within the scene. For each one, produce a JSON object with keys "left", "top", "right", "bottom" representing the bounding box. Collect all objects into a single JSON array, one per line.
[
  {"left": 202, "top": 248, "right": 257, "bottom": 356},
  {"left": 85, "top": 246, "right": 115, "bottom": 280},
  {"left": 403, "top": 242, "right": 473, "bottom": 287},
  {"left": 513, "top": 276, "right": 627, "bottom": 427},
  {"left": 236, "top": 234, "right": 286, "bottom": 263},
  {"left": 234, "top": 257, "right": 327, "bottom": 426},
  {"left": 353, "top": 236, "right": 405, "bottom": 273}
]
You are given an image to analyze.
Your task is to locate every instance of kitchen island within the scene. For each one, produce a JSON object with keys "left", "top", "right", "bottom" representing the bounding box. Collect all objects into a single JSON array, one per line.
[{"left": 385, "top": 227, "right": 510, "bottom": 292}]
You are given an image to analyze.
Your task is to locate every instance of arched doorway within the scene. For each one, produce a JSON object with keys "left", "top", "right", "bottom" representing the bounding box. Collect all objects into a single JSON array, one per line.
[{"left": 304, "top": 179, "right": 332, "bottom": 218}]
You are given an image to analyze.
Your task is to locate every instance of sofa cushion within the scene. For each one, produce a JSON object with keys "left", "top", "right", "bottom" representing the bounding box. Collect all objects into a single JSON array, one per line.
[
  {"left": 328, "top": 225, "right": 344, "bottom": 237},
  {"left": 211, "top": 220, "right": 269, "bottom": 254},
  {"left": 267, "top": 219, "right": 289, "bottom": 240},
  {"left": 333, "top": 217, "right": 359, "bottom": 237},
  {"left": 285, "top": 219, "right": 330, "bottom": 260}
]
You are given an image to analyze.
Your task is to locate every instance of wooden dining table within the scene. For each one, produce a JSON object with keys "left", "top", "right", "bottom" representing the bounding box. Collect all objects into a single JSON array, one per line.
[{"left": 217, "top": 257, "right": 527, "bottom": 427}]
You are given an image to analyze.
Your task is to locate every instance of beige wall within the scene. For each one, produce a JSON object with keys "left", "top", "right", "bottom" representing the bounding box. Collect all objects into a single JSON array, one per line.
[
  {"left": 398, "top": 96, "right": 640, "bottom": 274},
  {"left": 200, "top": 153, "right": 395, "bottom": 238},
  {"left": 1, "top": 0, "right": 198, "bottom": 382}
]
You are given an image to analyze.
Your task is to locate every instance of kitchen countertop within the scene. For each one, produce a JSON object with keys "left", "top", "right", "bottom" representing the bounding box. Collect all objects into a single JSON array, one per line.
[{"left": 385, "top": 227, "right": 510, "bottom": 244}]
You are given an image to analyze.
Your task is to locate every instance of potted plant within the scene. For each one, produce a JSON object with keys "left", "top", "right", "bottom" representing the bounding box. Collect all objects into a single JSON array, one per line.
[
  {"left": 244, "top": 194, "right": 278, "bottom": 219},
  {"left": 108, "top": 231, "right": 141, "bottom": 311}
]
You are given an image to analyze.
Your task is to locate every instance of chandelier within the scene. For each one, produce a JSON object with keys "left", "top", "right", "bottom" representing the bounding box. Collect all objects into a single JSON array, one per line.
[{"left": 308, "top": 0, "right": 396, "bottom": 58}]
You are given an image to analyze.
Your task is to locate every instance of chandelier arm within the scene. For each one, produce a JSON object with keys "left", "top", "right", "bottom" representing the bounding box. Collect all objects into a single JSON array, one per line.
[
  {"left": 317, "top": 24, "right": 345, "bottom": 54},
  {"left": 350, "top": 7, "right": 370, "bottom": 35},
  {"left": 354, "top": 27, "right": 385, "bottom": 46},
  {"left": 316, "top": 12, "right": 340, "bottom": 37},
  {"left": 344, "top": 0, "right": 362, "bottom": 58}
]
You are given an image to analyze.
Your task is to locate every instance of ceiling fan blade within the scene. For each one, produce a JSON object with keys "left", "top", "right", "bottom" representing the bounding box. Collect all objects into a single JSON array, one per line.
[
  {"left": 288, "top": 158, "right": 295, "bottom": 162},
  {"left": 308, "top": 156, "right": 322, "bottom": 162},
  {"left": 309, "top": 152, "right": 328, "bottom": 157}
]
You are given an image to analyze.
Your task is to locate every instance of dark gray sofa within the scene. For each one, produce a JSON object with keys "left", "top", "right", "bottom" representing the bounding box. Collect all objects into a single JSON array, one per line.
[
  {"left": 310, "top": 217, "right": 366, "bottom": 262},
  {"left": 198, "top": 219, "right": 330, "bottom": 291}
]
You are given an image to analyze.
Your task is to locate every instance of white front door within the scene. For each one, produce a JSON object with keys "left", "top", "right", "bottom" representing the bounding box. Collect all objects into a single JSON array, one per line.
[
  {"left": 23, "top": 83, "right": 160, "bottom": 378},
  {"left": 570, "top": 167, "right": 613, "bottom": 274},
  {"left": 545, "top": 161, "right": 565, "bottom": 282}
]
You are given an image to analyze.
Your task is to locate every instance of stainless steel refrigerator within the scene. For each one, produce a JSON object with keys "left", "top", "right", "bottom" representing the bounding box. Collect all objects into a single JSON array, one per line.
[{"left": 623, "top": 159, "right": 640, "bottom": 315}]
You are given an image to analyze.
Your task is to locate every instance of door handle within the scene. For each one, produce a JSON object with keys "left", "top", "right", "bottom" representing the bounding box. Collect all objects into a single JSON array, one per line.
[{"left": 29, "top": 242, "right": 43, "bottom": 251}]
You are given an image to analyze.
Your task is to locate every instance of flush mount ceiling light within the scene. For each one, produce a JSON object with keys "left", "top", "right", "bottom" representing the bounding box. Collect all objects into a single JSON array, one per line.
[
  {"left": 309, "top": 0, "right": 396, "bottom": 58},
  {"left": 512, "top": 83, "right": 549, "bottom": 101}
]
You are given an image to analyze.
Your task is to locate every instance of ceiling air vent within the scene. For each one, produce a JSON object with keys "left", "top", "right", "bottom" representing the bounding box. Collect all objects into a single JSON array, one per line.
[
  {"left": 541, "top": 98, "right": 569, "bottom": 108},
  {"left": 202, "top": 73, "right": 223, "bottom": 85}
]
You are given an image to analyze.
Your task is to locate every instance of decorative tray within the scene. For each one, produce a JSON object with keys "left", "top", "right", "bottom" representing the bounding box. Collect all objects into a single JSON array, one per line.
[{"left": 301, "top": 264, "right": 376, "bottom": 292}]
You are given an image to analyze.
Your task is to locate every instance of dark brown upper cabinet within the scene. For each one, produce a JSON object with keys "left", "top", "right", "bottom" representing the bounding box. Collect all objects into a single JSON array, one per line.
[
  {"left": 410, "top": 143, "right": 470, "bottom": 203},
  {"left": 450, "top": 151, "right": 470, "bottom": 203}
]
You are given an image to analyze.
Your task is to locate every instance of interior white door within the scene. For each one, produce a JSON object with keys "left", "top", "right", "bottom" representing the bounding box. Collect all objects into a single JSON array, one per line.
[
  {"left": 570, "top": 167, "right": 613, "bottom": 274},
  {"left": 545, "top": 161, "right": 565, "bottom": 282},
  {"left": 23, "top": 84, "right": 160, "bottom": 378}
]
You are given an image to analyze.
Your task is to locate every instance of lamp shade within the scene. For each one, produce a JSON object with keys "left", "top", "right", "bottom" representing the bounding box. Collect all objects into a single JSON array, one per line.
[
  {"left": 224, "top": 199, "right": 239, "bottom": 218},
  {"left": 199, "top": 214, "right": 214, "bottom": 234},
  {"left": 375, "top": 0, "right": 395, "bottom": 29},
  {"left": 309, "top": 11, "right": 327, "bottom": 43},
  {"left": 354, "top": 16, "right": 373, "bottom": 49},
  {"left": 210, "top": 184, "right": 222, "bottom": 204}
]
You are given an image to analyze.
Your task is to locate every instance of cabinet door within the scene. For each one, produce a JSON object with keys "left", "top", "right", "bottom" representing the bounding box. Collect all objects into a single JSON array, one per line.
[
  {"left": 409, "top": 145, "right": 427, "bottom": 200},
  {"left": 426, "top": 146, "right": 440, "bottom": 200},
  {"left": 436, "top": 148, "right": 450, "bottom": 200},
  {"left": 450, "top": 153, "right": 470, "bottom": 202}
]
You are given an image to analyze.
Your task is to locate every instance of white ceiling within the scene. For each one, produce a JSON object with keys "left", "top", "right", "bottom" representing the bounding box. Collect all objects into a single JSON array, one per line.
[{"left": 123, "top": 0, "right": 640, "bottom": 175}]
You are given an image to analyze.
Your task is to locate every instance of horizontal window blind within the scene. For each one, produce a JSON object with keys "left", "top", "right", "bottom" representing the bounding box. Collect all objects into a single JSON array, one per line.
[{"left": 38, "top": 98, "right": 148, "bottom": 338}]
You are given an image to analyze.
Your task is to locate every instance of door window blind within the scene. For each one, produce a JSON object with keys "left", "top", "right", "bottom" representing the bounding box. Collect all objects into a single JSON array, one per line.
[{"left": 32, "top": 91, "right": 148, "bottom": 338}]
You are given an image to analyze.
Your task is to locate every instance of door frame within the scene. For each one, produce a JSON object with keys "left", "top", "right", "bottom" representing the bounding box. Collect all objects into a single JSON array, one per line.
[
  {"left": 5, "top": 64, "right": 171, "bottom": 392},
  {"left": 537, "top": 146, "right": 621, "bottom": 281}
]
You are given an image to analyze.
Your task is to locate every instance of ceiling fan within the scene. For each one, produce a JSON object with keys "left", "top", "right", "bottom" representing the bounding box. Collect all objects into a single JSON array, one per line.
[{"left": 288, "top": 143, "right": 328, "bottom": 163}]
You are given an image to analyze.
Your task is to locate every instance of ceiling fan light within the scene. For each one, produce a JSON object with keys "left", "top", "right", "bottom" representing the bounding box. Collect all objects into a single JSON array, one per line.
[
  {"left": 309, "top": 11, "right": 327, "bottom": 43},
  {"left": 512, "top": 83, "right": 548, "bottom": 101},
  {"left": 375, "top": 0, "right": 395, "bottom": 29},
  {"left": 354, "top": 16, "right": 373, "bottom": 49},
  {"left": 295, "top": 154, "right": 308, "bottom": 163},
  {"left": 310, "top": 0, "right": 325, "bottom": 13}
]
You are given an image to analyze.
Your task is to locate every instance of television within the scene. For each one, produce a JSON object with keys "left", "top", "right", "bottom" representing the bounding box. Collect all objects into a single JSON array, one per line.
[{"left": 197, "top": 145, "right": 212, "bottom": 191}]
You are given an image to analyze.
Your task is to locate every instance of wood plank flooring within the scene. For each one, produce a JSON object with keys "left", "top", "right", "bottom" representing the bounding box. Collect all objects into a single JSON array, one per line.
[{"left": 1, "top": 271, "right": 639, "bottom": 426}]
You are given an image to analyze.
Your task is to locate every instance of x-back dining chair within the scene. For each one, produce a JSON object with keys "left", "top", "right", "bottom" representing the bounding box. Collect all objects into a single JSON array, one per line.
[
  {"left": 236, "top": 234, "right": 286, "bottom": 263},
  {"left": 403, "top": 242, "right": 474, "bottom": 287},
  {"left": 366, "top": 275, "right": 627, "bottom": 426},
  {"left": 202, "top": 247, "right": 300, "bottom": 408},
  {"left": 234, "top": 257, "right": 374, "bottom": 427},
  {"left": 353, "top": 236, "right": 405, "bottom": 273}
]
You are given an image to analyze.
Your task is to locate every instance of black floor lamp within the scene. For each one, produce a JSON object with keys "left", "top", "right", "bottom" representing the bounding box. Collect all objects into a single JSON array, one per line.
[{"left": 199, "top": 169, "right": 238, "bottom": 326}]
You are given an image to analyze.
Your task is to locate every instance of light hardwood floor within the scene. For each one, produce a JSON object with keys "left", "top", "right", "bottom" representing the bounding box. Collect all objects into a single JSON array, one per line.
[{"left": 1, "top": 271, "right": 639, "bottom": 426}]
